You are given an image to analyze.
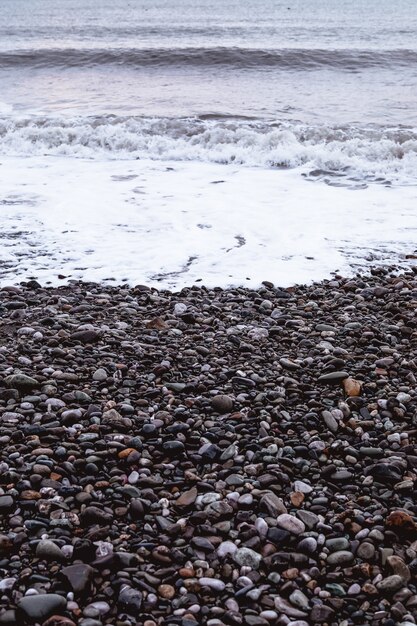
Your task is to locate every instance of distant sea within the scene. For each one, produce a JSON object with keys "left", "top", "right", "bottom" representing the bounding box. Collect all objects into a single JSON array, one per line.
[{"left": 1, "top": 0, "right": 417, "bottom": 288}]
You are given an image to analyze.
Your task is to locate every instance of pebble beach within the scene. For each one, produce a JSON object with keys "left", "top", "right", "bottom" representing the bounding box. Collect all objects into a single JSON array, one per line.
[
  {"left": 2, "top": 1, "right": 417, "bottom": 624},
  {"left": 0, "top": 267, "right": 417, "bottom": 625}
]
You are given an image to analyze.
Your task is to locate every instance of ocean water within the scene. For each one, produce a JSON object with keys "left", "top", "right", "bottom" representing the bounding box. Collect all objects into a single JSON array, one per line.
[{"left": 0, "top": 0, "right": 417, "bottom": 287}]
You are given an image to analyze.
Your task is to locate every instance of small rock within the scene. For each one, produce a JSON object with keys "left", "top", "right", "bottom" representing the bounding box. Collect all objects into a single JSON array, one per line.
[
  {"left": 199, "top": 578, "right": 225, "bottom": 591},
  {"left": 92, "top": 368, "right": 107, "bottom": 382},
  {"left": 233, "top": 547, "right": 262, "bottom": 569},
  {"left": 158, "top": 584, "right": 175, "bottom": 599},
  {"left": 318, "top": 371, "right": 349, "bottom": 384},
  {"left": 342, "top": 377, "right": 362, "bottom": 397},
  {"left": 5, "top": 373, "right": 39, "bottom": 390},
  {"left": 36, "top": 540, "right": 65, "bottom": 562},
  {"left": 376, "top": 575, "right": 404, "bottom": 593},
  {"left": 175, "top": 487, "right": 198, "bottom": 507},
  {"left": 17, "top": 594, "right": 66, "bottom": 622},
  {"left": 276, "top": 514, "right": 305, "bottom": 535},
  {"left": 211, "top": 395, "right": 234, "bottom": 414},
  {"left": 61, "top": 564, "right": 94, "bottom": 595},
  {"left": 326, "top": 550, "right": 354, "bottom": 566}
]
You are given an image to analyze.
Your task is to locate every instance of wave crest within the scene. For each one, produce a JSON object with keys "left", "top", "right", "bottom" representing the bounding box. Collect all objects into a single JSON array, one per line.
[
  {"left": 1, "top": 115, "right": 417, "bottom": 184},
  {"left": 2, "top": 47, "right": 417, "bottom": 70}
]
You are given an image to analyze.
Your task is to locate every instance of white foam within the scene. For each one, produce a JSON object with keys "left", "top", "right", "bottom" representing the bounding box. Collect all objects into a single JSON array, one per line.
[
  {"left": 0, "top": 102, "right": 13, "bottom": 115},
  {"left": 0, "top": 155, "right": 416, "bottom": 288},
  {"left": 0, "top": 116, "right": 417, "bottom": 184}
]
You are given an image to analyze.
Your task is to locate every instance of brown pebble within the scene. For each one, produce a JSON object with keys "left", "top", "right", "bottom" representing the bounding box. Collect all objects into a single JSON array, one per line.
[
  {"left": 342, "top": 377, "right": 362, "bottom": 397},
  {"left": 158, "top": 584, "right": 176, "bottom": 599},
  {"left": 290, "top": 491, "right": 305, "bottom": 507},
  {"left": 179, "top": 567, "right": 195, "bottom": 578}
]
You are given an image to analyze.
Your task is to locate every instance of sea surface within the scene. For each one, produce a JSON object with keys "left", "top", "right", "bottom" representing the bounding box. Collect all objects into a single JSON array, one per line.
[{"left": 0, "top": 0, "right": 417, "bottom": 287}]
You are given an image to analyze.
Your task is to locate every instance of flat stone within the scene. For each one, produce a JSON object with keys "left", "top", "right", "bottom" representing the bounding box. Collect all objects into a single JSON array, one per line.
[
  {"left": 70, "top": 330, "right": 100, "bottom": 343},
  {"left": 199, "top": 577, "right": 226, "bottom": 591},
  {"left": 297, "top": 510, "right": 319, "bottom": 529},
  {"left": 17, "top": 594, "right": 66, "bottom": 621},
  {"left": 274, "top": 597, "right": 307, "bottom": 618},
  {"left": 294, "top": 480, "right": 313, "bottom": 494},
  {"left": 260, "top": 492, "right": 287, "bottom": 516},
  {"left": 279, "top": 358, "right": 300, "bottom": 370},
  {"left": 175, "top": 487, "right": 198, "bottom": 507},
  {"left": 61, "top": 564, "right": 94, "bottom": 595},
  {"left": 326, "top": 550, "right": 354, "bottom": 566},
  {"left": 376, "top": 575, "right": 405, "bottom": 593},
  {"left": 386, "top": 555, "right": 411, "bottom": 582},
  {"left": 310, "top": 605, "right": 335, "bottom": 622},
  {"left": 318, "top": 371, "right": 349, "bottom": 384},
  {"left": 5, "top": 373, "right": 40, "bottom": 390},
  {"left": 276, "top": 514, "right": 305, "bottom": 535}
]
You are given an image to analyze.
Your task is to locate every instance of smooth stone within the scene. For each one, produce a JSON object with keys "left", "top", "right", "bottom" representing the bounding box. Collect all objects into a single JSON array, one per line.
[
  {"left": 376, "top": 575, "right": 404, "bottom": 593},
  {"left": 297, "top": 537, "right": 317, "bottom": 554},
  {"left": 318, "top": 371, "right": 349, "bottom": 383},
  {"left": 233, "top": 547, "right": 262, "bottom": 569},
  {"left": 289, "top": 590, "right": 310, "bottom": 610},
  {"left": 277, "top": 514, "right": 305, "bottom": 535},
  {"left": 294, "top": 480, "right": 313, "bottom": 494},
  {"left": 17, "top": 594, "right": 66, "bottom": 621},
  {"left": 260, "top": 493, "right": 287, "bottom": 516},
  {"left": 326, "top": 550, "right": 354, "bottom": 566},
  {"left": 310, "top": 605, "right": 335, "bottom": 622},
  {"left": 5, "top": 374, "right": 39, "bottom": 389},
  {"left": 36, "top": 540, "right": 65, "bottom": 562},
  {"left": 357, "top": 541, "right": 375, "bottom": 560},
  {"left": 0, "top": 496, "right": 14, "bottom": 513},
  {"left": 326, "top": 538, "right": 350, "bottom": 552},
  {"left": 217, "top": 541, "right": 237, "bottom": 558},
  {"left": 158, "top": 584, "right": 175, "bottom": 599},
  {"left": 211, "top": 395, "right": 234, "bottom": 414},
  {"left": 387, "top": 555, "right": 411, "bottom": 582},
  {"left": 84, "top": 602, "right": 110, "bottom": 616},
  {"left": 297, "top": 510, "right": 319, "bottom": 529},
  {"left": 199, "top": 577, "right": 226, "bottom": 591},
  {"left": 322, "top": 410, "right": 338, "bottom": 433},
  {"left": 93, "top": 368, "right": 108, "bottom": 382}
]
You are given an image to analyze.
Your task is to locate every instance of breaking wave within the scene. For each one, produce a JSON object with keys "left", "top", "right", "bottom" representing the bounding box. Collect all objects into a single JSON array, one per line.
[{"left": 1, "top": 115, "right": 417, "bottom": 184}]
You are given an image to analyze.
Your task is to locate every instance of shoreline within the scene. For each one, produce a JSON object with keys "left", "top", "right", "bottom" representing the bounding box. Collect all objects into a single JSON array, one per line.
[{"left": 0, "top": 266, "right": 417, "bottom": 625}]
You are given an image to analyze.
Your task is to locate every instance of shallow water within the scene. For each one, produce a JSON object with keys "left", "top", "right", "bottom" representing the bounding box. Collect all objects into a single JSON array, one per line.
[{"left": 0, "top": 0, "right": 416, "bottom": 286}]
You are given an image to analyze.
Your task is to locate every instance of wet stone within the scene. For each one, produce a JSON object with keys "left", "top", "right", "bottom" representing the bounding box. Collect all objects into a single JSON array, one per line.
[
  {"left": 0, "top": 273, "right": 415, "bottom": 626},
  {"left": 17, "top": 594, "right": 67, "bottom": 622}
]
